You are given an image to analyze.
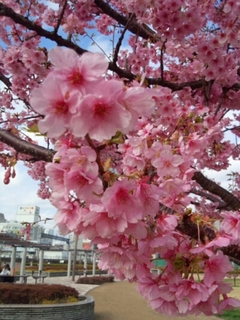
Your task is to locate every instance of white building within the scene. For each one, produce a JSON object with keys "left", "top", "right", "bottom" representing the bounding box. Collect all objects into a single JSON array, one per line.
[
  {"left": 0, "top": 220, "right": 23, "bottom": 235},
  {"left": 16, "top": 206, "right": 40, "bottom": 224},
  {"left": 0, "top": 220, "right": 44, "bottom": 242},
  {"left": 0, "top": 206, "right": 88, "bottom": 261}
]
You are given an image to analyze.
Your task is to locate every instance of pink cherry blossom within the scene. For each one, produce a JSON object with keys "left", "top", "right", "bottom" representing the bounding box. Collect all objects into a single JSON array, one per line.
[
  {"left": 71, "top": 80, "right": 132, "bottom": 141},
  {"left": 218, "top": 296, "right": 240, "bottom": 313},
  {"left": 65, "top": 168, "right": 103, "bottom": 202},
  {"left": 190, "top": 236, "right": 231, "bottom": 256},
  {"left": 153, "top": 148, "right": 184, "bottom": 178},
  {"left": 101, "top": 178, "right": 143, "bottom": 223},
  {"left": 2, "top": 1, "right": 240, "bottom": 317},
  {"left": 83, "top": 203, "right": 128, "bottom": 238},
  {"left": 156, "top": 213, "right": 178, "bottom": 232},
  {"left": 203, "top": 251, "right": 233, "bottom": 286},
  {"left": 48, "top": 47, "right": 109, "bottom": 92},
  {"left": 30, "top": 77, "right": 80, "bottom": 138},
  {"left": 221, "top": 211, "right": 240, "bottom": 240},
  {"left": 53, "top": 197, "right": 84, "bottom": 235},
  {"left": 134, "top": 181, "right": 164, "bottom": 217}
]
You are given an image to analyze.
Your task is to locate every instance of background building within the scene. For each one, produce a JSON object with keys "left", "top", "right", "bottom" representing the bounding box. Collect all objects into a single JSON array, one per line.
[
  {"left": 0, "top": 213, "right": 6, "bottom": 223},
  {"left": 16, "top": 206, "right": 40, "bottom": 224},
  {"left": 0, "top": 206, "right": 92, "bottom": 262}
]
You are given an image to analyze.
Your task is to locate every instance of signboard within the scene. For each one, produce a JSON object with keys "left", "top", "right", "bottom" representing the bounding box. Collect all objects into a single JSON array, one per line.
[{"left": 17, "top": 206, "right": 40, "bottom": 223}]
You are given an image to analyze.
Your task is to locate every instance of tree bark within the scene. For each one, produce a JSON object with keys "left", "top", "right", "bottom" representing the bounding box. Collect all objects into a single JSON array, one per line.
[{"left": 0, "top": 129, "right": 55, "bottom": 162}]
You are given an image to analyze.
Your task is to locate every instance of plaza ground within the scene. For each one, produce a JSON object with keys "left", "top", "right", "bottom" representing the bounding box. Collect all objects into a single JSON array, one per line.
[{"left": 26, "top": 275, "right": 240, "bottom": 320}]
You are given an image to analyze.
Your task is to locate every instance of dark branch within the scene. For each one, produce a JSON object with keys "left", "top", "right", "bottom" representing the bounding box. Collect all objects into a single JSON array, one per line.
[
  {"left": 190, "top": 188, "right": 228, "bottom": 209},
  {"left": 0, "top": 128, "right": 55, "bottom": 162},
  {"left": 192, "top": 171, "right": 240, "bottom": 211},
  {"left": 113, "top": 14, "right": 134, "bottom": 65},
  {"left": 94, "top": 0, "right": 159, "bottom": 42},
  {"left": 0, "top": 3, "right": 87, "bottom": 55},
  {"left": 54, "top": 0, "right": 67, "bottom": 34},
  {"left": 0, "top": 71, "right": 11, "bottom": 87},
  {"left": 0, "top": 1, "right": 230, "bottom": 91}
]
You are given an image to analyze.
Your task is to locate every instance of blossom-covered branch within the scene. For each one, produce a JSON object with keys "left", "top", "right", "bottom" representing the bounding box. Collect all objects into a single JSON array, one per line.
[{"left": 0, "top": 0, "right": 240, "bottom": 316}]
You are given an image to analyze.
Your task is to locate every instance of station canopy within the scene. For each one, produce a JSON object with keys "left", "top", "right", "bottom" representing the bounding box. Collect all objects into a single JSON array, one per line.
[{"left": 0, "top": 232, "right": 50, "bottom": 250}]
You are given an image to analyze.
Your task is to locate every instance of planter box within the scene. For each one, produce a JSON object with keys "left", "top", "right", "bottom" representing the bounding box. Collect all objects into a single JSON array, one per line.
[{"left": 0, "top": 295, "right": 94, "bottom": 320}]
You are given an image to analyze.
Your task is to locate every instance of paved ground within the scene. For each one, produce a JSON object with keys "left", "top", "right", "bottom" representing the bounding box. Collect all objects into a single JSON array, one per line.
[
  {"left": 26, "top": 275, "right": 224, "bottom": 320},
  {"left": 89, "top": 281, "right": 221, "bottom": 320}
]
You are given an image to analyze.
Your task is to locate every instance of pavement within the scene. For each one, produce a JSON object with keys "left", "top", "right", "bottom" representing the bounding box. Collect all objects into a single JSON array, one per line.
[{"left": 25, "top": 275, "right": 223, "bottom": 320}]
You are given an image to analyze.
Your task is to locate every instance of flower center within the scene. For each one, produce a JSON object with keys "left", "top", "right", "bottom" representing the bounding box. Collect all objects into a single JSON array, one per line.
[
  {"left": 68, "top": 71, "right": 83, "bottom": 85},
  {"left": 94, "top": 102, "right": 109, "bottom": 118},
  {"left": 54, "top": 101, "right": 68, "bottom": 115}
]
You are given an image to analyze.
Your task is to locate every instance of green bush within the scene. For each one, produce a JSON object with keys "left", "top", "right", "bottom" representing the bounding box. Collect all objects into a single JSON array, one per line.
[
  {"left": 218, "top": 308, "right": 240, "bottom": 320},
  {"left": 0, "top": 284, "right": 79, "bottom": 304}
]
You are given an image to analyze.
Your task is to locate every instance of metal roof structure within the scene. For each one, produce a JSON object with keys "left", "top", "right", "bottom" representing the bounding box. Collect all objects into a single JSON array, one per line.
[
  {"left": 0, "top": 233, "right": 50, "bottom": 250},
  {"left": 0, "top": 233, "right": 94, "bottom": 253}
]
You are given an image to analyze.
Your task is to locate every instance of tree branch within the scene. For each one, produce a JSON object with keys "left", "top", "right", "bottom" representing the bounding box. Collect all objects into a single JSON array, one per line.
[
  {"left": 1, "top": 128, "right": 240, "bottom": 262},
  {"left": 0, "top": 71, "right": 11, "bottom": 88},
  {"left": 0, "top": 128, "right": 55, "bottom": 162},
  {"left": 178, "top": 217, "right": 240, "bottom": 263},
  {"left": 190, "top": 188, "right": 228, "bottom": 208},
  {"left": 0, "top": 3, "right": 87, "bottom": 55},
  {"left": 94, "top": 0, "right": 159, "bottom": 42},
  {"left": 1, "top": 2, "right": 233, "bottom": 92},
  {"left": 192, "top": 171, "right": 240, "bottom": 210},
  {"left": 112, "top": 13, "right": 134, "bottom": 65}
]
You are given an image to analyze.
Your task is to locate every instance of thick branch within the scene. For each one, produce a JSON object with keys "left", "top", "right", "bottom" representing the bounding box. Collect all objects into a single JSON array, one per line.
[
  {"left": 0, "top": 129, "right": 55, "bottom": 162},
  {"left": 94, "top": 0, "right": 159, "bottom": 42},
  {"left": 193, "top": 171, "right": 240, "bottom": 210},
  {"left": 177, "top": 215, "right": 240, "bottom": 263},
  {"left": 190, "top": 188, "right": 228, "bottom": 209},
  {"left": 0, "top": 71, "right": 11, "bottom": 87},
  {"left": 0, "top": 3, "right": 87, "bottom": 56},
  {"left": 0, "top": 2, "right": 228, "bottom": 91}
]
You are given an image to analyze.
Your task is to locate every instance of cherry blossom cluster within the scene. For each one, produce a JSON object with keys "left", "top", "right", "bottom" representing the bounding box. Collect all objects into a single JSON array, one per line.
[
  {"left": 29, "top": 47, "right": 240, "bottom": 316},
  {"left": 0, "top": 0, "right": 240, "bottom": 317}
]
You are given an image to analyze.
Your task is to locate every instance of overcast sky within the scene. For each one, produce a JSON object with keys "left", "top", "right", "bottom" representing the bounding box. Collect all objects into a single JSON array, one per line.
[{"left": 0, "top": 161, "right": 57, "bottom": 230}]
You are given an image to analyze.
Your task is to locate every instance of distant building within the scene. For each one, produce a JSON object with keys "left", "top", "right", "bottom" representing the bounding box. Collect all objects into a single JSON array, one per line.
[
  {"left": 0, "top": 220, "right": 23, "bottom": 235},
  {"left": 0, "top": 205, "right": 54, "bottom": 245},
  {"left": 0, "top": 213, "right": 6, "bottom": 223},
  {"left": 16, "top": 206, "right": 40, "bottom": 224},
  {"left": 0, "top": 206, "right": 95, "bottom": 262},
  {"left": 0, "top": 220, "right": 44, "bottom": 242},
  {"left": 41, "top": 228, "right": 54, "bottom": 245}
]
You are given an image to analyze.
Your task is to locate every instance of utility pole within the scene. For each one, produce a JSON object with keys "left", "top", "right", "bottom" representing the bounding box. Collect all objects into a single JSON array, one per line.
[{"left": 71, "top": 233, "right": 78, "bottom": 281}]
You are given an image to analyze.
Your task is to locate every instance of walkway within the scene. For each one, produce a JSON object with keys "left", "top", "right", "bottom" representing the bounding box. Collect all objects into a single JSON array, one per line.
[
  {"left": 89, "top": 281, "right": 221, "bottom": 320},
  {"left": 26, "top": 276, "right": 222, "bottom": 320}
]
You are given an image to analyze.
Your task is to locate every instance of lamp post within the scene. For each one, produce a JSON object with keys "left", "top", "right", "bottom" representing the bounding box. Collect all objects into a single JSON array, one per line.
[{"left": 71, "top": 233, "right": 78, "bottom": 281}]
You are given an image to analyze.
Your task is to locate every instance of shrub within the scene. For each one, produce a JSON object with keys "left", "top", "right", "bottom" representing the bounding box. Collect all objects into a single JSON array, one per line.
[
  {"left": 0, "top": 284, "right": 79, "bottom": 304},
  {"left": 76, "top": 275, "right": 114, "bottom": 285}
]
